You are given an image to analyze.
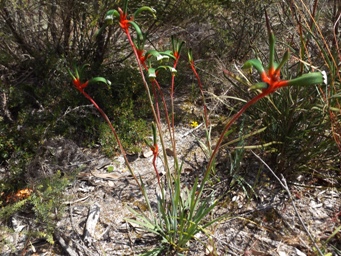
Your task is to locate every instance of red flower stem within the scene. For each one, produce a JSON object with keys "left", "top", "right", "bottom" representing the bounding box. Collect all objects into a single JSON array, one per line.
[
  {"left": 170, "top": 72, "right": 178, "bottom": 167},
  {"left": 151, "top": 81, "right": 161, "bottom": 123},
  {"left": 152, "top": 79, "right": 173, "bottom": 136},
  {"left": 196, "top": 91, "right": 269, "bottom": 200},
  {"left": 124, "top": 30, "right": 171, "bottom": 184},
  {"left": 139, "top": 58, "right": 173, "bottom": 143},
  {"left": 152, "top": 150, "right": 161, "bottom": 187},
  {"left": 81, "top": 90, "right": 142, "bottom": 190},
  {"left": 190, "top": 61, "right": 209, "bottom": 128}
]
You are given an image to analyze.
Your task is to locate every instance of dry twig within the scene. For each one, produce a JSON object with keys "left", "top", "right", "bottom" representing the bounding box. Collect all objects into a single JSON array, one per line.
[{"left": 251, "top": 150, "right": 324, "bottom": 256}]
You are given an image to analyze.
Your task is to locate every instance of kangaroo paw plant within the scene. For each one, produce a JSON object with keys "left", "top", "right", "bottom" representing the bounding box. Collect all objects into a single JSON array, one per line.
[
  {"left": 204, "top": 10, "right": 327, "bottom": 185},
  {"left": 68, "top": 4, "right": 327, "bottom": 254}
]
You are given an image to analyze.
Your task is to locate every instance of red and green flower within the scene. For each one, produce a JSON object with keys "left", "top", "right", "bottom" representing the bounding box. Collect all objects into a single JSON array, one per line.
[
  {"left": 68, "top": 65, "right": 110, "bottom": 93},
  {"left": 242, "top": 12, "right": 327, "bottom": 95}
]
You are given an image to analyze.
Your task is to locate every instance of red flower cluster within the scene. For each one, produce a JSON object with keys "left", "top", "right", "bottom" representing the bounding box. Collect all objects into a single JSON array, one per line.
[
  {"left": 118, "top": 7, "right": 133, "bottom": 32},
  {"left": 72, "top": 77, "right": 88, "bottom": 92}
]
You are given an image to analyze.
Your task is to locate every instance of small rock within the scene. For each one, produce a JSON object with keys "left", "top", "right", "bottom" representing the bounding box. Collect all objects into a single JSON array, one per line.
[
  {"left": 166, "top": 148, "right": 175, "bottom": 157},
  {"left": 127, "top": 153, "right": 139, "bottom": 162},
  {"left": 295, "top": 248, "right": 307, "bottom": 256},
  {"left": 142, "top": 148, "right": 153, "bottom": 158},
  {"left": 108, "top": 180, "right": 115, "bottom": 187},
  {"left": 309, "top": 200, "right": 323, "bottom": 208},
  {"left": 97, "top": 157, "right": 112, "bottom": 169}
]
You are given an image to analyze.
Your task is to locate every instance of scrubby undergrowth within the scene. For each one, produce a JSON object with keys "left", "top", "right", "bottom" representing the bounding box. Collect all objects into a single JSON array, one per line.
[{"left": 0, "top": 0, "right": 340, "bottom": 255}]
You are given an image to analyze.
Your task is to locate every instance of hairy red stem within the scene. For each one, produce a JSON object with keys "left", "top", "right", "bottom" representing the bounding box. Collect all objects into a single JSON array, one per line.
[
  {"left": 81, "top": 90, "right": 142, "bottom": 189},
  {"left": 197, "top": 91, "right": 269, "bottom": 200}
]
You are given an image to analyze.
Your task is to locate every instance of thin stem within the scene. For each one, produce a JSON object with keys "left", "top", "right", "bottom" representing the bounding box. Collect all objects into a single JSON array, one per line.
[
  {"left": 81, "top": 91, "right": 142, "bottom": 190},
  {"left": 124, "top": 31, "right": 171, "bottom": 184},
  {"left": 196, "top": 91, "right": 269, "bottom": 201},
  {"left": 189, "top": 61, "right": 212, "bottom": 168},
  {"left": 170, "top": 72, "right": 179, "bottom": 170},
  {"left": 169, "top": 56, "right": 181, "bottom": 171},
  {"left": 140, "top": 57, "right": 174, "bottom": 145},
  {"left": 153, "top": 79, "right": 173, "bottom": 138},
  {"left": 190, "top": 62, "right": 209, "bottom": 128},
  {"left": 151, "top": 81, "right": 161, "bottom": 123},
  {"left": 251, "top": 150, "right": 324, "bottom": 256},
  {"left": 152, "top": 152, "right": 161, "bottom": 187}
]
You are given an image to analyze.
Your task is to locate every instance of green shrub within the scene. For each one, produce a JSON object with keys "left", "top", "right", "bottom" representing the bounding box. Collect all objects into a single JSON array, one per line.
[{"left": 0, "top": 170, "right": 71, "bottom": 244}]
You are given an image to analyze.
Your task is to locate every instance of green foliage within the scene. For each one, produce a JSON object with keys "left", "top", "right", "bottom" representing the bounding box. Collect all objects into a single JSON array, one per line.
[
  {"left": 222, "top": 5, "right": 339, "bottom": 180},
  {"left": 0, "top": 0, "right": 340, "bottom": 254},
  {"left": 254, "top": 86, "right": 335, "bottom": 175},
  {"left": 0, "top": 198, "right": 29, "bottom": 220},
  {"left": 0, "top": 0, "right": 153, "bottom": 162},
  {"left": 98, "top": 117, "right": 148, "bottom": 155},
  {"left": 29, "top": 171, "right": 70, "bottom": 241},
  {"left": 91, "top": 66, "right": 151, "bottom": 155},
  {"left": 229, "top": 76, "right": 337, "bottom": 180},
  {"left": 0, "top": 122, "right": 15, "bottom": 161},
  {"left": 127, "top": 167, "right": 220, "bottom": 254},
  {"left": 0, "top": 170, "right": 72, "bottom": 246}
]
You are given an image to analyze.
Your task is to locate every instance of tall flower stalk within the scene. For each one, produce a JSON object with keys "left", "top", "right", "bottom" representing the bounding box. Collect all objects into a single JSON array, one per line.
[
  {"left": 68, "top": 5, "right": 327, "bottom": 254},
  {"left": 68, "top": 65, "right": 142, "bottom": 190},
  {"left": 102, "top": 2, "right": 173, "bottom": 183},
  {"left": 195, "top": 10, "right": 327, "bottom": 202}
]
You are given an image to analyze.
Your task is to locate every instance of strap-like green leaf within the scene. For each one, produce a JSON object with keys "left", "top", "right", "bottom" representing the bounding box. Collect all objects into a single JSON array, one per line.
[
  {"left": 265, "top": 10, "right": 275, "bottom": 72},
  {"left": 274, "top": 49, "right": 290, "bottom": 75}
]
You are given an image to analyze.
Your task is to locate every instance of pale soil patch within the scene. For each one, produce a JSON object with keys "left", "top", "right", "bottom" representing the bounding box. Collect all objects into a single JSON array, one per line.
[{"left": 1, "top": 123, "right": 340, "bottom": 255}]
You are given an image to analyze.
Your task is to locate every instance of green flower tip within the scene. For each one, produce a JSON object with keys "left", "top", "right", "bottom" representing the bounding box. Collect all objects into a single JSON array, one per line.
[
  {"left": 188, "top": 49, "right": 193, "bottom": 63},
  {"left": 104, "top": 10, "right": 119, "bottom": 24},
  {"left": 287, "top": 71, "right": 327, "bottom": 87},
  {"left": 105, "top": 14, "right": 113, "bottom": 21},
  {"left": 249, "top": 82, "right": 268, "bottom": 91},
  {"left": 156, "top": 54, "right": 169, "bottom": 61},
  {"left": 133, "top": 6, "right": 157, "bottom": 19},
  {"left": 150, "top": 7, "right": 156, "bottom": 17},
  {"left": 242, "top": 59, "right": 265, "bottom": 74},
  {"left": 321, "top": 70, "right": 327, "bottom": 85},
  {"left": 148, "top": 68, "right": 156, "bottom": 79},
  {"left": 169, "top": 67, "right": 177, "bottom": 74},
  {"left": 89, "top": 77, "right": 111, "bottom": 86}
]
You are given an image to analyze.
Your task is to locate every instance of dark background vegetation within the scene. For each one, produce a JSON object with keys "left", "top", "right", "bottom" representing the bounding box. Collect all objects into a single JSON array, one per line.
[
  {"left": 0, "top": 0, "right": 340, "bottom": 251},
  {"left": 0, "top": 0, "right": 275, "bottom": 180}
]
